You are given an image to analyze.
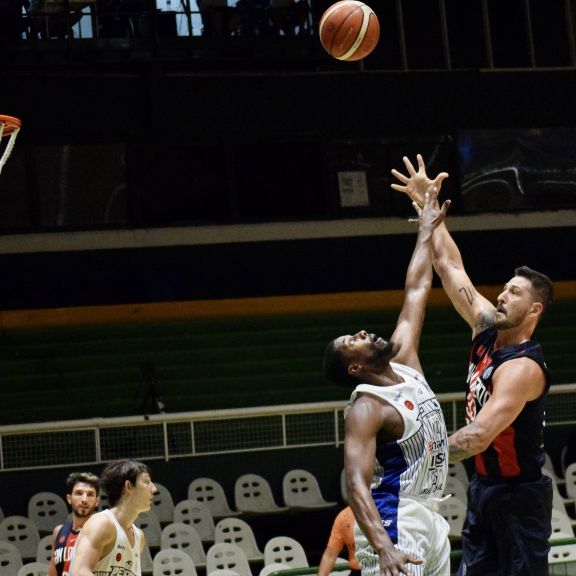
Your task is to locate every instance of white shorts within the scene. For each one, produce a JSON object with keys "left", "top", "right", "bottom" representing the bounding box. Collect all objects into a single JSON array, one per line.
[{"left": 355, "top": 498, "right": 451, "bottom": 576}]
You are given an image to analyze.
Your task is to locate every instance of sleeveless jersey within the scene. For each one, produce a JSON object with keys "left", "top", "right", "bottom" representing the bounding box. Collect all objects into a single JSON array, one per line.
[
  {"left": 346, "top": 362, "right": 448, "bottom": 543},
  {"left": 466, "top": 328, "right": 550, "bottom": 482},
  {"left": 91, "top": 509, "right": 142, "bottom": 576},
  {"left": 54, "top": 522, "right": 79, "bottom": 576}
]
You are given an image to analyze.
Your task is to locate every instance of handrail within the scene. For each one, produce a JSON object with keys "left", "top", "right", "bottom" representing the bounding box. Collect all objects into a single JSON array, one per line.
[{"left": 1, "top": 384, "right": 574, "bottom": 472}]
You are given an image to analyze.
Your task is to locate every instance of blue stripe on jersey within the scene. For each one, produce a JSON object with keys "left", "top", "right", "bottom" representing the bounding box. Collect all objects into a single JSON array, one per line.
[{"left": 371, "top": 441, "right": 407, "bottom": 544}]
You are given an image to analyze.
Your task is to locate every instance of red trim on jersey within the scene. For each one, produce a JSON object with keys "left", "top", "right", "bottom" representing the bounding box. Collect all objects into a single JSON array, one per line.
[
  {"left": 493, "top": 426, "right": 521, "bottom": 477},
  {"left": 475, "top": 453, "right": 487, "bottom": 476}
]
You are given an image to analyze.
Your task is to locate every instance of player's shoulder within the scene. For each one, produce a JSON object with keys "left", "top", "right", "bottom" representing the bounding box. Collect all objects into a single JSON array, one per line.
[{"left": 83, "top": 510, "right": 115, "bottom": 533}]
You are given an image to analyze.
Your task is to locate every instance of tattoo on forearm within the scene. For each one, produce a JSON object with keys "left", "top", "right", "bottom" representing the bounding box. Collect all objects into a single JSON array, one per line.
[
  {"left": 448, "top": 445, "right": 471, "bottom": 463},
  {"left": 448, "top": 424, "right": 481, "bottom": 463},
  {"left": 458, "top": 285, "right": 476, "bottom": 306}
]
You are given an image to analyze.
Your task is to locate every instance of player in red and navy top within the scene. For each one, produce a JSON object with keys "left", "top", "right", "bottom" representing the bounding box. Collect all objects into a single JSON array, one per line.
[
  {"left": 49, "top": 472, "right": 100, "bottom": 576},
  {"left": 392, "top": 154, "right": 554, "bottom": 576}
]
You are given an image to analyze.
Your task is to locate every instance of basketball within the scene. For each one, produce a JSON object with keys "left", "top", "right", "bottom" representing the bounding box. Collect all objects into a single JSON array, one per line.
[{"left": 319, "top": 1, "right": 380, "bottom": 62}]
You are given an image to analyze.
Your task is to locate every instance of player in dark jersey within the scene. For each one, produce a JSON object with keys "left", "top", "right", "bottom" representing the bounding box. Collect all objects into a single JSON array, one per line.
[
  {"left": 49, "top": 472, "right": 100, "bottom": 576},
  {"left": 391, "top": 154, "right": 554, "bottom": 576}
]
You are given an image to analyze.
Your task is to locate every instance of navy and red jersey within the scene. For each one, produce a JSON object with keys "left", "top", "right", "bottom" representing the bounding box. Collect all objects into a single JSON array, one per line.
[
  {"left": 465, "top": 328, "right": 550, "bottom": 483},
  {"left": 53, "top": 522, "right": 80, "bottom": 576}
]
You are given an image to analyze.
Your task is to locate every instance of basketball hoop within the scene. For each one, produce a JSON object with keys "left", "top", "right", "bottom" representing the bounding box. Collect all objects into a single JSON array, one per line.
[{"left": 0, "top": 115, "right": 22, "bottom": 175}]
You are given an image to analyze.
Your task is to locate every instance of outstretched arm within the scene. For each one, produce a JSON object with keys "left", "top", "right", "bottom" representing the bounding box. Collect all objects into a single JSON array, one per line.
[
  {"left": 391, "top": 186, "right": 450, "bottom": 371},
  {"left": 391, "top": 154, "right": 496, "bottom": 339}
]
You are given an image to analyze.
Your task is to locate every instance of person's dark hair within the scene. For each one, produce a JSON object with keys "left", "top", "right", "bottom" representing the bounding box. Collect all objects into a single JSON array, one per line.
[
  {"left": 100, "top": 460, "right": 150, "bottom": 506},
  {"left": 66, "top": 471, "right": 100, "bottom": 495},
  {"left": 515, "top": 265, "right": 553, "bottom": 316},
  {"left": 323, "top": 338, "right": 359, "bottom": 388}
]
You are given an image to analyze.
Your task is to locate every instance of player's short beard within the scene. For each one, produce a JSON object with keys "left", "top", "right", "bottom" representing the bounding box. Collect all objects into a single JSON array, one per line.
[{"left": 371, "top": 340, "right": 397, "bottom": 365}]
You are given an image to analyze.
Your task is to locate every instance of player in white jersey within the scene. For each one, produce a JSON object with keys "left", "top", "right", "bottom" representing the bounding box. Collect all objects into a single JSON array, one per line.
[
  {"left": 71, "top": 460, "right": 157, "bottom": 576},
  {"left": 323, "top": 187, "right": 451, "bottom": 576}
]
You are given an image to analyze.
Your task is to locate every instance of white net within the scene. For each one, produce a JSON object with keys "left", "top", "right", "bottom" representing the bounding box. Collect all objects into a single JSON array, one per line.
[{"left": 0, "top": 117, "right": 21, "bottom": 176}]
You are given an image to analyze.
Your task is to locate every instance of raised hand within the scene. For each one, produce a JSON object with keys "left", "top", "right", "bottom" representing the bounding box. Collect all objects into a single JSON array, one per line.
[
  {"left": 391, "top": 154, "right": 449, "bottom": 208},
  {"left": 411, "top": 185, "right": 451, "bottom": 231}
]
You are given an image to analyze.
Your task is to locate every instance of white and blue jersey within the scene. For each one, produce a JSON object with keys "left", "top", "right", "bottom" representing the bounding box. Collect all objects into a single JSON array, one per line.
[{"left": 347, "top": 362, "right": 451, "bottom": 576}]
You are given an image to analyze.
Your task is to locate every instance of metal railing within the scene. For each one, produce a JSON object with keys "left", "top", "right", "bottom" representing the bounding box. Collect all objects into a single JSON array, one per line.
[{"left": 1, "top": 383, "right": 574, "bottom": 473}]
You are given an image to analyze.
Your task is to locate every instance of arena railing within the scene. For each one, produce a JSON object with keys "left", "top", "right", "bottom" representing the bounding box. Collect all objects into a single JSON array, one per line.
[{"left": 1, "top": 383, "right": 575, "bottom": 473}]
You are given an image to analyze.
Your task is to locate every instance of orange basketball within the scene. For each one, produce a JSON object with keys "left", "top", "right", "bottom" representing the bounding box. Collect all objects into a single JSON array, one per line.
[{"left": 319, "top": 0, "right": 380, "bottom": 62}]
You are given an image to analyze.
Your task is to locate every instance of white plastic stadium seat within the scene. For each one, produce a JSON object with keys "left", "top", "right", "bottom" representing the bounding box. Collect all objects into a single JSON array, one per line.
[
  {"left": 234, "top": 474, "right": 288, "bottom": 515},
  {"left": 0, "top": 516, "right": 41, "bottom": 561},
  {"left": 442, "top": 476, "right": 468, "bottom": 505},
  {"left": 17, "top": 563, "right": 49, "bottom": 576},
  {"left": 437, "top": 498, "right": 466, "bottom": 539},
  {"left": 0, "top": 541, "right": 23, "bottom": 576},
  {"left": 151, "top": 482, "right": 175, "bottom": 524},
  {"left": 263, "top": 536, "right": 308, "bottom": 568},
  {"left": 160, "top": 522, "right": 207, "bottom": 568},
  {"left": 282, "top": 469, "right": 337, "bottom": 510},
  {"left": 35, "top": 536, "right": 53, "bottom": 565},
  {"left": 173, "top": 499, "right": 215, "bottom": 542},
  {"left": 259, "top": 563, "right": 291, "bottom": 576},
  {"left": 206, "top": 543, "right": 252, "bottom": 576},
  {"left": 188, "top": 478, "right": 241, "bottom": 518},
  {"left": 564, "top": 462, "right": 576, "bottom": 500},
  {"left": 135, "top": 510, "right": 162, "bottom": 548},
  {"left": 27, "top": 493, "right": 69, "bottom": 535},
  {"left": 153, "top": 548, "right": 198, "bottom": 576},
  {"left": 215, "top": 518, "right": 263, "bottom": 562}
]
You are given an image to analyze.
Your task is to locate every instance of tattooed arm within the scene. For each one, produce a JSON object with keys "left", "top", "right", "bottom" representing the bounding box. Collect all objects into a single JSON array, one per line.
[
  {"left": 391, "top": 154, "right": 495, "bottom": 339},
  {"left": 431, "top": 225, "right": 496, "bottom": 339}
]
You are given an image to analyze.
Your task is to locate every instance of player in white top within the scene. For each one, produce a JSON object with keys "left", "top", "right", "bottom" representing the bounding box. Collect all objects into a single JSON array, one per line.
[
  {"left": 71, "top": 460, "right": 157, "bottom": 576},
  {"left": 323, "top": 187, "right": 451, "bottom": 576}
]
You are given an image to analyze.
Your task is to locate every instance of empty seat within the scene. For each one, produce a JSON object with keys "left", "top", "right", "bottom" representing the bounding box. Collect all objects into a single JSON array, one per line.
[
  {"left": 215, "top": 518, "right": 263, "bottom": 562},
  {"left": 282, "top": 469, "right": 337, "bottom": 510},
  {"left": 153, "top": 548, "right": 198, "bottom": 576},
  {"left": 258, "top": 563, "right": 291, "bottom": 576},
  {"left": 552, "top": 509, "right": 575, "bottom": 539},
  {"left": 141, "top": 542, "right": 154, "bottom": 576},
  {"left": 151, "top": 483, "right": 175, "bottom": 524},
  {"left": 35, "top": 536, "right": 53, "bottom": 565},
  {"left": 16, "top": 563, "right": 48, "bottom": 576},
  {"left": 263, "top": 536, "right": 308, "bottom": 568},
  {"left": 160, "top": 522, "right": 207, "bottom": 568},
  {"left": 0, "top": 541, "right": 23, "bottom": 576},
  {"left": 209, "top": 570, "right": 240, "bottom": 576},
  {"left": 447, "top": 461, "right": 469, "bottom": 487},
  {"left": 173, "top": 499, "right": 215, "bottom": 543},
  {"left": 0, "top": 516, "right": 41, "bottom": 561},
  {"left": 188, "top": 478, "right": 241, "bottom": 518},
  {"left": 442, "top": 476, "right": 468, "bottom": 505},
  {"left": 565, "top": 462, "right": 576, "bottom": 500},
  {"left": 135, "top": 510, "right": 162, "bottom": 549},
  {"left": 437, "top": 498, "right": 466, "bottom": 539},
  {"left": 206, "top": 543, "right": 252, "bottom": 576},
  {"left": 548, "top": 542, "right": 576, "bottom": 567},
  {"left": 27, "top": 493, "right": 69, "bottom": 535},
  {"left": 234, "top": 475, "right": 288, "bottom": 515}
]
